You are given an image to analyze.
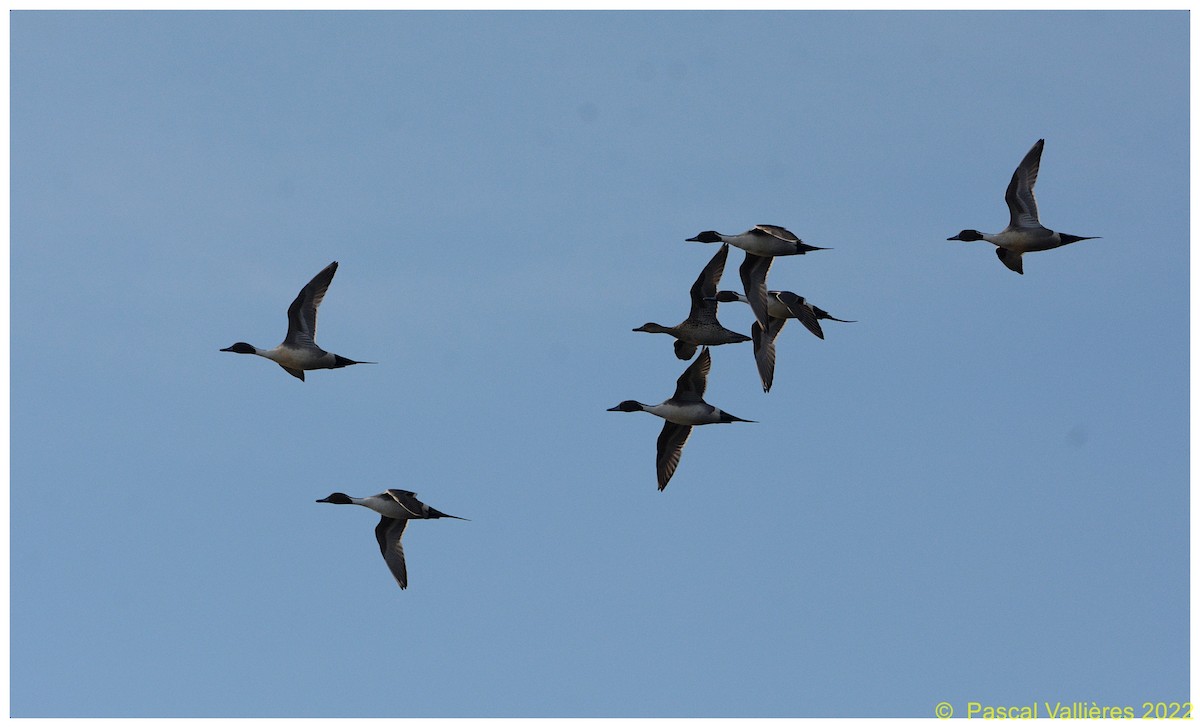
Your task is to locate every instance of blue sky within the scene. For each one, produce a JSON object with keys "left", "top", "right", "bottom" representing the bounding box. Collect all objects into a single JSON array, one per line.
[{"left": 10, "top": 9, "right": 1189, "bottom": 718}]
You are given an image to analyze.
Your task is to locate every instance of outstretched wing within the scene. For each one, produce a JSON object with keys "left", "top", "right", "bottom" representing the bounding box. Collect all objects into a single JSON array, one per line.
[
  {"left": 752, "top": 317, "right": 787, "bottom": 393},
  {"left": 672, "top": 347, "right": 711, "bottom": 402},
  {"left": 284, "top": 261, "right": 338, "bottom": 347},
  {"left": 1005, "top": 139, "right": 1044, "bottom": 230},
  {"left": 374, "top": 516, "right": 410, "bottom": 590},
  {"left": 688, "top": 244, "right": 729, "bottom": 324},
  {"left": 656, "top": 421, "right": 693, "bottom": 491},
  {"left": 738, "top": 252, "right": 774, "bottom": 331}
]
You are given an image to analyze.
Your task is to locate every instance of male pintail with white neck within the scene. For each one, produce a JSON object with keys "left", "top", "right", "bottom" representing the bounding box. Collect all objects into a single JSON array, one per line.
[
  {"left": 608, "top": 347, "right": 753, "bottom": 490},
  {"left": 686, "top": 225, "right": 827, "bottom": 331},
  {"left": 221, "top": 261, "right": 374, "bottom": 380},
  {"left": 948, "top": 139, "right": 1098, "bottom": 274},
  {"left": 316, "top": 489, "right": 466, "bottom": 590}
]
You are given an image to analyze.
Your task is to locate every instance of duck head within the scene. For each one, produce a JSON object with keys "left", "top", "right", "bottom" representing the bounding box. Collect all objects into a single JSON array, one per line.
[
  {"left": 316, "top": 492, "right": 354, "bottom": 505},
  {"left": 607, "top": 400, "right": 644, "bottom": 413},
  {"left": 220, "top": 342, "right": 257, "bottom": 354},
  {"left": 632, "top": 323, "right": 670, "bottom": 334},
  {"left": 947, "top": 230, "right": 984, "bottom": 242},
  {"left": 686, "top": 231, "right": 722, "bottom": 243}
]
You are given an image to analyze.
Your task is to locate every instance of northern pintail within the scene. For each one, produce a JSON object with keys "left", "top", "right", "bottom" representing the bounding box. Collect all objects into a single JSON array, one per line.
[
  {"left": 686, "top": 225, "right": 827, "bottom": 331},
  {"left": 633, "top": 243, "right": 751, "bottom": 360},
  {"left": 316, "top": 489, "right": 466, "bottom": 590},
  {"left": 714, "top": 290, "right": 854, "bottom": 392},
  {"left": 608, "top": 347, "right": 754, "bottom": 490},
  {"left": 221, "top": 261, "right": 374, "bottom": 380},
  {"left": 948, "top": 139, "right": 1098, "bottom": 274}
]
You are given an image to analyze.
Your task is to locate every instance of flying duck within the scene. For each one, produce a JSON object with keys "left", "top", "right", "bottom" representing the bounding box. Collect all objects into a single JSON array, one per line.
[
  {"left": 221, "top": 261, "right": 373, "bottom": 380},
  {"left": 316, "top": 489, "right": 466, "bottom": 590},
  {"left": 948, "top": 139, "right": 1098, "bottom": 274},
  {"left": 686, "top": 225, "right": 827, "bottom": 331},
  {"left": 607, "top": 347, "right": 754, "bottom": 490},
  {"left": 633, "top": 243, "right": 751, "bottom": 360},
  {"left": 714, "top": 289, "right": 855, "bottom": 392}
]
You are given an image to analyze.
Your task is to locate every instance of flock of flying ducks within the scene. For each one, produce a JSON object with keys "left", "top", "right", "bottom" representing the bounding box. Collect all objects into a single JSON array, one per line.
[
  {"left": 610, "top": 225, "right": 843, "bottom": 490},
  {"left": 608, "top": 138, "right": 1098, "bottom": 491},
  {"left": 221, "top": 138, "right": 1096, "bottom": 590}
]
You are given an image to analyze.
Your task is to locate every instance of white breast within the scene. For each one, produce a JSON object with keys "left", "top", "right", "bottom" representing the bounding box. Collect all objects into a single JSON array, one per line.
[
  {"left": 646, "top": 401, "right": 717, "bottom": 425},
  {"left": 989, "top": 228, "right": 1057, "bottom": 252},
  {"left": 726, "top": 233, "right": 794, "bottom": 256},
  {"left": 261, "top": 345, "right": 331, "bottom": 369}
]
